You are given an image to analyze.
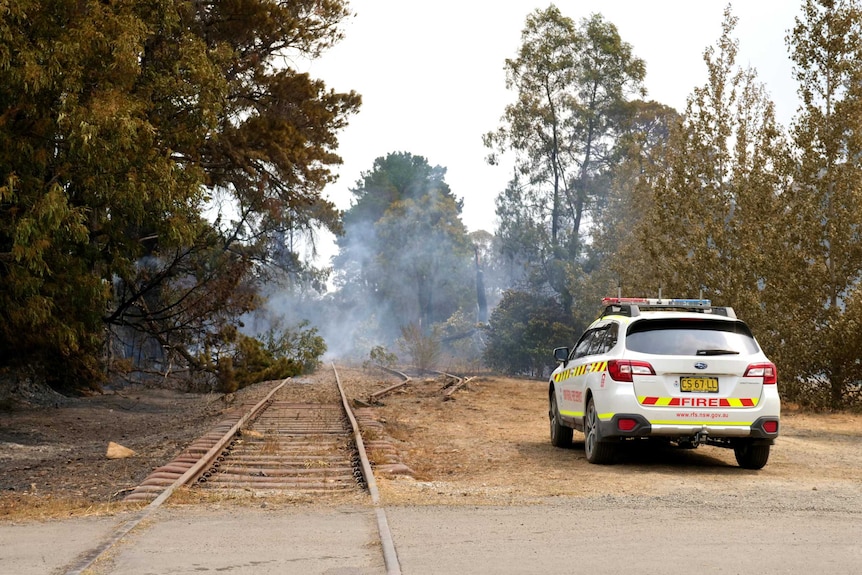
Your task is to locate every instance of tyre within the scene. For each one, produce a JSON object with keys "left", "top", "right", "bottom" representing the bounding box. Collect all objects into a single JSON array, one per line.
[
  {"left": 549, "top": 392, "right": 573, "bottom": 448},
  {"left": 584, "top": 397, "right": 616, "bottom": 464},
  {"left": 734, "top": 441, "right": 770, "bottom": 469}
]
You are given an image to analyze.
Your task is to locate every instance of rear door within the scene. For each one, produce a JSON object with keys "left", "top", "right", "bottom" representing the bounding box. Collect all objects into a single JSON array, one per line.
[
  {"left": 622, "top": 317, "right": 765, "bottom": 412},
  {"left": 557, "top": 322, "right": 616, "bottom": 420}
]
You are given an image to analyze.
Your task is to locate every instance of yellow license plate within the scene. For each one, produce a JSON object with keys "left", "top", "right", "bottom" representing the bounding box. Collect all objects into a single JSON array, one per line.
[{"left": 680, "top": 376, "right": 719, "bottom": 393}]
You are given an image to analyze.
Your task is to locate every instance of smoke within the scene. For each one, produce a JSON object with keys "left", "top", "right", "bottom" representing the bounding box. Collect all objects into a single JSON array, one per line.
[
  {"left": 241, "top": 218, "right": 394, "bottom": 362},
  {"left": 245, "top": 190, "right": 490, "bottom": 366},
  {"left": 238, "top": 151, "right": 522, "bottom": 370}
]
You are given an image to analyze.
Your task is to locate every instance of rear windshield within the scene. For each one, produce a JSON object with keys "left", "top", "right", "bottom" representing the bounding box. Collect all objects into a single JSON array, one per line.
[{"left": 625, "top": 318, "right": 759, "bottom": 356}]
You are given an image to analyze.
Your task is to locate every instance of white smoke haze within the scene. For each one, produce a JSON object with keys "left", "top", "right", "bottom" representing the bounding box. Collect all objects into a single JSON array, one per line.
[
  {"left": 241, "top": 222, "right": 401, "bottom": 364},
  {"left": 242, "top": 154, "right": 499, "bottom": 369}
]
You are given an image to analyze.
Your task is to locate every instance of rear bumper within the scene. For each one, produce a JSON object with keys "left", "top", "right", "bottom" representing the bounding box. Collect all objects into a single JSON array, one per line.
[
  {"left": 599, "top": 414, "right": 780, "bottom": 441},
  {"left": 593, "top": 384, "right": 781, "bottom": 442}
]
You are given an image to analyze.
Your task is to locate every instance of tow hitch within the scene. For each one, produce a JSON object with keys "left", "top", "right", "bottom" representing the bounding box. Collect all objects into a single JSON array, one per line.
[{"left": 677, "top": 430, "right": 709, "bottom": 449}]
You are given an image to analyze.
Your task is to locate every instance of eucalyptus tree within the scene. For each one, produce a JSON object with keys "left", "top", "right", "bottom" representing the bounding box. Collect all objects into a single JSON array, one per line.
[
  {"left": 786, "top": 0, "right": 862, "bottom": 407},
  {"left": 587, "top": 99, "right": 680, "bottom": 300},
  {"left": 484, "top": 6, "right": 645, "bottom": 310},
  {"left": 333, "top": 152, "right": 474, "bottom": 345},
  {"left": 0, "top": 0, "right": 359, "bottom": 390},
  {"left": 493, "top": 173, "right": 550, "bottom": 290}
]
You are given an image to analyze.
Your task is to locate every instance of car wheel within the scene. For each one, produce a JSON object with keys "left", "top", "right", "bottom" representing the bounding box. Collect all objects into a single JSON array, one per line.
[
  {"left": 584, "top": 397, "right": 615, "bottom": 464},
  {"left": 549, "top": 392, "right": 573, "bottom": 448},
  {"left": 734, "top": 441, "right": 770, "bottom": 469}
]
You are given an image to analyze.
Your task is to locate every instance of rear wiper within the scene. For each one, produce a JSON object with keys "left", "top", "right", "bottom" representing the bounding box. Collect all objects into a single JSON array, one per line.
[{"left": 696, "top": 349, "right": 740, "bottom": 356}]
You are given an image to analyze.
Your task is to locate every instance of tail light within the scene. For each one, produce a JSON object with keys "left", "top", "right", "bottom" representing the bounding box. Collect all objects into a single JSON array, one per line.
[
  {"left": 618, "top": 418, "right": 638, "bottom": 431},
  {"left": 608, "top": 360, "right": 655, "bottom": 382},
  {"left": 744, "top": 363, "right": 777, "bottom": 385}
]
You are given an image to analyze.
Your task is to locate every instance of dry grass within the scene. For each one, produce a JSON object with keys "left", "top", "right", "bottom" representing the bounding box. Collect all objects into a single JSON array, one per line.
[
  {"left": 166, "top": 486, "right": 368, "bottom": 508},
  {"left": 5, "top": 367, "right": 860, "bottom": 518},
  {"left": 368, "top": 375, "right": 862, "bottom": 506},
  {"left": 378, "top": 417, "right": 413, "bottom": 443},
  {"left": 366, "top": 449, "right": 390, "bottom": 467},
  {"left": 259, "top": 432, "right": 280, "bottom": 455},
  {"left": 360, "top": 426, "right": 381, "bottom": 441},
  {"left": 0, "top": 494, "right": 136, "bottom": 521}
]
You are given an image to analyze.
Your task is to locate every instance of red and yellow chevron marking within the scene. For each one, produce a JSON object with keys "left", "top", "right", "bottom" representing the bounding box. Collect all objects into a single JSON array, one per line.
[
  {"left": 638, "top": 396, "right": 759, "bottom": 407},
  {"left": 553, "top": 361, "right": 608, "bottom": 382}
]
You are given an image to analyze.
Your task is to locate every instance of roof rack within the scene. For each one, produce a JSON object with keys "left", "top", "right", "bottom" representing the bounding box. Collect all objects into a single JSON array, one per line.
[{"left": 599, "top": 297, "right": 736, "bottom": 319}]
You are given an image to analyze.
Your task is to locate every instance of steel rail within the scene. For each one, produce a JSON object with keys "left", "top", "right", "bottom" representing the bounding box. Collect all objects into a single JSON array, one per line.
[
  {"left": 443, "top": 374, "right": 474, "bottom": 399},
  {"left": 368, "top": 365, "right": 412, "bottom": 403},
  {"left": 409, "top": 367, "right": 473, "bottom": 400},
  {"left": 368, "top": 365, "right": 472, "bottom": 403},
  {"left": 333, "top": 362, "right": 402, "bottom": 575},
  {"left": 194, "top": 399, "right": 358, "bottom": 490},
  {"left": 64, "top": 378, "right": 288, "bottom": 575},
  {"left": 66, "top": 368, "right": 402, "bottom": 574}
]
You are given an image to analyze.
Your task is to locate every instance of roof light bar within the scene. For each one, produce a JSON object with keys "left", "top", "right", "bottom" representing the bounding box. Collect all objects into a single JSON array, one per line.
[{"left": 601, "top": 297, "right": 712, "bottom": 307}]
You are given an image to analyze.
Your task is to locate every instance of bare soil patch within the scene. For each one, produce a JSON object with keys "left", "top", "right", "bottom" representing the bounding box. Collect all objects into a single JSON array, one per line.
[
  {"left": 0, "top": 383, "right": 272, "bottom": 519},
  {"left": 2, "top": 367, "right": 860, "bottom": 520},
  {"left": 362, "top": 372, "right": 862, "bottom": 505}
]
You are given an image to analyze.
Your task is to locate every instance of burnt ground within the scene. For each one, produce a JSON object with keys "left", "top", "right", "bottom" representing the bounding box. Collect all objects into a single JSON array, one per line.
[
  {"left": 0, "top": 368, "right": 384, "bottom": 517},
  {"left": 2, "top": 366, "right": 861, "bottom": 520},
  {"left": 0, "top": 383, "right": 259, "bottom": 509}
]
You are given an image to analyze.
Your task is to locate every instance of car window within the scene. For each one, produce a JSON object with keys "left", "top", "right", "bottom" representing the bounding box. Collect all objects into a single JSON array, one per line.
[
  {"left": 570, "top": 330, "right": 596, "bottom": 360},
  {"left": 587, "top": 326, "right": 610, "bottom": 356},
  {"left": 625, "top": 318, "right": 759, "bottom": 355},
  {"left": 599, "top": 322, "right": 619, "bottom": 354}
]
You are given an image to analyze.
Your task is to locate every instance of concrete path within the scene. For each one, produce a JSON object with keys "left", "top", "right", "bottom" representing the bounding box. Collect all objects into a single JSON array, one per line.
[{"left": 3, "top": 497, "right": 861, "bottom": 574}]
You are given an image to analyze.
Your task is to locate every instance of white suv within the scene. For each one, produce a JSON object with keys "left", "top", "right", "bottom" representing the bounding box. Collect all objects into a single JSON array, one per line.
[{"left": 549, "top": 298, "right": 780, "bottom": 469}]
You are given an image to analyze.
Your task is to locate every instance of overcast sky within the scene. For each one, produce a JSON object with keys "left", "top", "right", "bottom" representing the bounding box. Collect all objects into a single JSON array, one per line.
[{"left": 302, "top": 0, "right": 802, "bottom": 257}]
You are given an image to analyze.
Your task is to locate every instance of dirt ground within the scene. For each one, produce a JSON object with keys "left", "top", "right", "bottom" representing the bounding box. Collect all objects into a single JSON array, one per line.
[{"left": 2, "top": 365, "right": 861, "bottom": 520}]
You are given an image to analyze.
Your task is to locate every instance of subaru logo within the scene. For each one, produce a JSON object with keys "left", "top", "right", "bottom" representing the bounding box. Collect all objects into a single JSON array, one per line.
[{"left": 694, "top": 362, "right": 708, "bottom": 370}]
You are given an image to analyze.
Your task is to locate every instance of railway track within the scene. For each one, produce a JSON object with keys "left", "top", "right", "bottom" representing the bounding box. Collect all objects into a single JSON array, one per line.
[
  {"left": 62, "top": 364, "right": 476, "bottom": 573},
  {"left": 120, "top": 364, "right": 463, "bottom": 503},
  {"left": 124, "top": 375, "right": 362, "bottom": 500},
  {"left": 67, "top": 365, "right": 402, "bottom": 575},
  {"left": 197, "top": 401, "right": 360, "bottom": 491}
]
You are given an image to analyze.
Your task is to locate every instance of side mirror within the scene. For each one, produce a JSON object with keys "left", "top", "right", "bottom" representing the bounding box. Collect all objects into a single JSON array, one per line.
[{"left": 553, "top": 347, "right": 569, "bottom": 363}]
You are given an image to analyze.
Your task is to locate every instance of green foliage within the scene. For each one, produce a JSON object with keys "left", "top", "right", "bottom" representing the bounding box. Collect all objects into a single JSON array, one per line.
[
  {"left": 0, "top": 0, "right": 358, "bottom": 391},
  {"left": 590, "top": 99, "right": 680, "bottom": 295},
  {"left": 484, "top": 7, "right": 646, "bottom": 311},
  {"left": 365, "top": 345, "right": 399, "bottom": 370},
  {"left": 215, "top": 322, "right": 326, "bottom": 393},
  {"left": 783, "top": 0, "right": 862, "bottom": 408},
  {"left": 615, "top": 8, "right": 789, "bottom": 320},
  {"left": 476, "top": 3, "right": 862, "bottom": 410},
  {"left": 592, "top": 4, "right": 862, "bottom": 409},
  {"left": 482, "top": 290, "right": 577, "bottom": 377},
  {"left": 219, "top": 335, "right": 294, "bottom": 393},
  {"left": 493, "top": 174, "right": 550, "bottom": 290},
  {"left": 262, "top": 321, "right": 327, "bottom": 374},
  {"left": 612, "top": 9, "right": 798, "bottom": 397},
  {"left": 0, "top": 176, "right": 108, "bottom": 390}
]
